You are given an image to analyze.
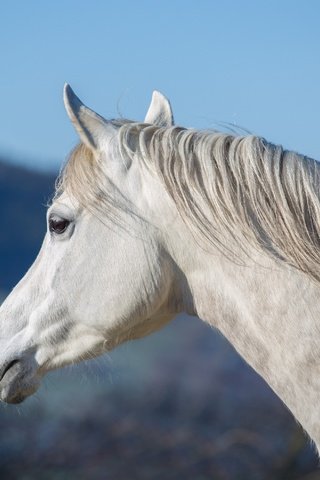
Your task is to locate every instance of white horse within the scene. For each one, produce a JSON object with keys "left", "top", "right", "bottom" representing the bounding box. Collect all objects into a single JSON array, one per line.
[{"left": 1, "top": 85, "right": 320, "bottom": 452}]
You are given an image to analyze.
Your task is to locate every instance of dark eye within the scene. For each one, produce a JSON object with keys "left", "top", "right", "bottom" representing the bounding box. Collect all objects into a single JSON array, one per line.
[{"left": 49, "top": 215, "right": 70, "bottom": 235}]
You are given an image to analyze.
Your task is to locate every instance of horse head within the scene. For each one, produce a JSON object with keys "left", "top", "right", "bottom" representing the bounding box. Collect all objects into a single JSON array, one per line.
[{"left": 0, "top": 86, "right": 180, "bottom": 403}]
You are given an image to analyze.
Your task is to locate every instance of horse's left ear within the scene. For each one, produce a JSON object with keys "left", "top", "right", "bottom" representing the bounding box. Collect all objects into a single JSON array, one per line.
[
  {"left": 63, "top": 83, "right": 112, "bottom": 151},
  {"left": 144, "top": 90, "right": 174, "bottom": 127}
]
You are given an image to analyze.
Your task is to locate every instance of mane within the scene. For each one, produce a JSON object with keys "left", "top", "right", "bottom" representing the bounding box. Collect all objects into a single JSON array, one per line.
[{"left": 56, "top": 124, "right": 320, "bottom": 282}]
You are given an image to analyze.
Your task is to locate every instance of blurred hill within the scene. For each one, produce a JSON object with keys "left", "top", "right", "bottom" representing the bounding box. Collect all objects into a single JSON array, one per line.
[{"left": 0, "top": 159, "right": 55, "bottom": 291}]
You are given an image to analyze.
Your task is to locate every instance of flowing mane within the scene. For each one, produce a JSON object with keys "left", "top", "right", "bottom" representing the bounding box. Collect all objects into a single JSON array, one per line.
[{"left": 57, "top": 124, "right": 320, "bottom": 282}]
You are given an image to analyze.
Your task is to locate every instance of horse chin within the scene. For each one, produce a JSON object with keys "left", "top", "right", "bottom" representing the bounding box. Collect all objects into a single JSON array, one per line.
[
  {"left": 1, "top": 387, "right": 37, "bottom": 404},
  {"left": 0, "top": 359, "right": 40, "bottom": 404}
]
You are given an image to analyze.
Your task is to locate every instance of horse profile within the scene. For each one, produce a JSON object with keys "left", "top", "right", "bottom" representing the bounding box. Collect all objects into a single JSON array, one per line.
[{"left": 1, "top": 85, "right": 320, "bottom": 451}]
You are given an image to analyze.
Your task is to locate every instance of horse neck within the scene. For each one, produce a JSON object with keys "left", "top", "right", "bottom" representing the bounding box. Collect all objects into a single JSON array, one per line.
[{"left": 169, "top": 226, "right": 320, "bottom": 448}]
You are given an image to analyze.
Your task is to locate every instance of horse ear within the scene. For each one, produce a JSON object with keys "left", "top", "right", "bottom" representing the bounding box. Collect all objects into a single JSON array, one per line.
[
  {"left": 144, "top": 90, "right": 174, "bottom": 127},
  {"left": 63, "top": 84, "right": 111, "bottom": 150}
]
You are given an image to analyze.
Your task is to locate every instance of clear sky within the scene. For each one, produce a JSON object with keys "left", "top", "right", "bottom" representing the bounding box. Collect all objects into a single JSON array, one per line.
[{"left": 1, "top": 0, "right": 320, "bottom": 171}]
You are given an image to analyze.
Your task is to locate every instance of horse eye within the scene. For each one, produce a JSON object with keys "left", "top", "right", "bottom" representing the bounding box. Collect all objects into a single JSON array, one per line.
[{"left": 49, "top": 215, "right": 70, "bottom": 235}]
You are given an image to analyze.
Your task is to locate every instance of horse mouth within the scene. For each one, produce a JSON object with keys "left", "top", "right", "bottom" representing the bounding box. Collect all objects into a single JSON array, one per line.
[{"left": 0, "top": 358, "right": 39, "bottom": 404}]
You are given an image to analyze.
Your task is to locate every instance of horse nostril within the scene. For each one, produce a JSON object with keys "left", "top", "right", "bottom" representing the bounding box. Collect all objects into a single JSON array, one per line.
[{"left": 0, "top": 359, "right": 20, "bottom": 382}]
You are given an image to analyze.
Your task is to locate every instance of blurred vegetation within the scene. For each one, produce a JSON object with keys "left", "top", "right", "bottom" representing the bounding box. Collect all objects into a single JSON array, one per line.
[{"left": 0, "top": 160, "right": 319, "bottom": 479}]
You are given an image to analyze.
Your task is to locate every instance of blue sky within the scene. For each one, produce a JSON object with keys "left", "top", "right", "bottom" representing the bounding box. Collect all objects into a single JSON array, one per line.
[{"left": 1, "top": 0, "right": 320, "bottom": 171}]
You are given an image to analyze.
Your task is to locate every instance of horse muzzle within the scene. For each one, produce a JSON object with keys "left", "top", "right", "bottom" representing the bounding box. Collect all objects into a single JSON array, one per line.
[{"left": 0, "top": 357, "right": 40, "bottom": 404}]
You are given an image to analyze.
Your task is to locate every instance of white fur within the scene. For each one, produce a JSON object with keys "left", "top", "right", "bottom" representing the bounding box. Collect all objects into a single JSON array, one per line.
[{"left": 0, "top": 86, "right": 319, "bottom": 454}]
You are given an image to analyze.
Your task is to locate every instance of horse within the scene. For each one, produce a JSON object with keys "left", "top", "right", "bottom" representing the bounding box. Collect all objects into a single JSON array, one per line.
[{"left": 0, "top": 85, "right": 320, "bottom": 452}]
